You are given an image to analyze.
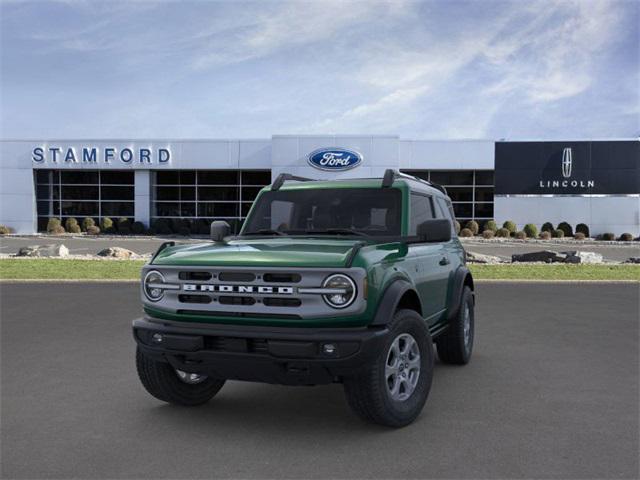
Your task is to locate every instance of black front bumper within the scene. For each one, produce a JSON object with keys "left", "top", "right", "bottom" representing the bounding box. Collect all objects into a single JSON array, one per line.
[{"left": 133, "top": 317, "right": 390, "bottom": 385}]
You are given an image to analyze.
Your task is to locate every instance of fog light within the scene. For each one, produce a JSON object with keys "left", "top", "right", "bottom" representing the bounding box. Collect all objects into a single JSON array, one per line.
[
  {"left": 323, "top": 343, "right": 337, "bottom": 355},
  {"left": 152, "top": 333, "right": 163, "bottom": 344}
]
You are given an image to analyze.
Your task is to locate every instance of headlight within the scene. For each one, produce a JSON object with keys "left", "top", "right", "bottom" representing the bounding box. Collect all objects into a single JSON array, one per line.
[
  {"left": 143, "top": 270, "right": 166, "bottom": 302},
  {"left": 322, "top": 274, "right": 356, "bottom": 309}
]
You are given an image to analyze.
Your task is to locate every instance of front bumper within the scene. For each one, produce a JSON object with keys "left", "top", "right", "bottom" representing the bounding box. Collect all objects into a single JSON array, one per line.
[{"left": 133, "top": 316, "right": 389, "bottom": 385}]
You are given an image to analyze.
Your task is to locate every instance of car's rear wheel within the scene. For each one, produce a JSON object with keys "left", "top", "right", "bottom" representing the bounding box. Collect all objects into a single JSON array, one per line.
[
  {"left": 436, "top": 286, "right": 474, "bottom": 364},
  {"left": 343, "top": 309, "right": 434, "bottom": 427},
  {"left": 136, "top": 348, "right": 225, "bottom": 406}
]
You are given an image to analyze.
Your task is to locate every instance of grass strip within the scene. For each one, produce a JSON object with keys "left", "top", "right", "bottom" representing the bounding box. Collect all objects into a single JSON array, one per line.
[{"left": 0, "top": 259, "right": 638, "bottom": 281}]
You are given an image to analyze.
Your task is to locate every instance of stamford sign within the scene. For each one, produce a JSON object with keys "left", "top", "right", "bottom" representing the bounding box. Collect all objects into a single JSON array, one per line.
[
  {"left": 32, "top": 146, "right": 171, "bottom": 165},
  {"left": 307, "top": 147, "right": 362, "bottom": 171}
]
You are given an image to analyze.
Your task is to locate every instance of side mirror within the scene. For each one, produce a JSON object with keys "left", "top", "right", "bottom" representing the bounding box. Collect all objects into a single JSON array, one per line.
[
  {"left": 417, "top": 219, "right": 452, "bottom": 243},
  {"left": 210, "top": 221, "right": 230, "bottom": 243}
]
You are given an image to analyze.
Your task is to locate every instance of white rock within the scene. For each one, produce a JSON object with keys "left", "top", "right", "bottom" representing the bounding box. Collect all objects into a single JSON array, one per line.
[
  {"left": 17, "top": 244, "right": 69, "bottom": 257},
  {"left": 97, "top": 247, "right": 135, "bottom": 259}
]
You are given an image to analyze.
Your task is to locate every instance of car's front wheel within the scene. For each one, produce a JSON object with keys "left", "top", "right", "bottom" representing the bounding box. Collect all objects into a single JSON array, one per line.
[
  {"left": 343, "top": 309, "right": 434, "bottom": 427},
  {"left": 136, "top": 348, "right": 225, "bottom": 406}
]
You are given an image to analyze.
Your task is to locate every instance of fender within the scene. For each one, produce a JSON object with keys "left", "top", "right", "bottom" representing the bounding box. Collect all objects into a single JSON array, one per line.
[
  {"left": 371, "top": 279, "right": 422, "bottom": 326},
  {"left": 446, "top": 266, "right": 474, "bottom": 321}
]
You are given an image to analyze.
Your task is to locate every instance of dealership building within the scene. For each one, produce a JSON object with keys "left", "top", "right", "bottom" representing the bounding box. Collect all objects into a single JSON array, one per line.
[{"left": 0, "top": 136, "right": 638, "bottom": 235}]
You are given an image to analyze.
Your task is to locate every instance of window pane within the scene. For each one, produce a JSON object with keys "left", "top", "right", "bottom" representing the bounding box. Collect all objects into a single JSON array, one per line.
[
  {"left": 445, "top": 187, "right": 472, "bottom": 202},
  {"left": 100, "top": 171, "right": 134, "bottom": 184},
  {"left": 241, "top": 203, "right": 253, "bottom": 216},
  {"left": 475, "top": 171, "right": 494, "bottom": 185},
  {"left": 155, "top": 171, "right": 180, "bottom": 184},
  {"left": 241, "top": 171, "right": 271, "bottom": 185},
  {"left": 61, "top": 201, "right": 99, "bottom": 216},
  {"left": 198, "top": 186, "right": 239, "bottom": 201},
  {"left": 36, "top": 185, "right": 50, "bottom": 199},
  {"left": 198, "top": 171, "right": 238, "bottom": 185},
  {"left": 61, "top": 171, "right": 99, "bottom": 184},
  {"left": 475, "top": 187, "right": 494, "bottom": 202},
  {"left": 156, "top": 187, "right": 180, "bottom": 201},
  {"left": 61, "top": 186, "right": 99, "bottom": 200},
  {"left": 409, "top": 194, "right": 435, "bottom": 235},
  {"left": 101, "top": 202, "right": 134, "bottom": 217},
  {"left": 430, "top": 171, "right": 473, "bottom": 185},
  {"left": 155, "top": 202, "right": 180, "bottom": 216},
  {"left": 101, "top": 186, "right": 134, "bottom": 200},
  {"left": 452, "top": 203, "right": 472, "bottom": 218},
  {"left": 474, "top": 203, "right": 494, "bottom": 218},
  {"left": 181, "top": 203, "right": 196, "bottom": 217},
  {"left": 37, "top": 201, "right": 50, "bottom": 215},
  {"left": 37, "top": 217, "right": 51, "bottom": 232},
  {"left": 215, "top": 203, "right": 239, "bottom": 217},
  {"left": 180, "top": 171, "right": 196, "bottom": 184},
  {"left": 242, "top": 186, "right": 264, "bottom": 201},
  {"left": 35, "top": 170, "right": 51, "bottom": 183},
  {"left": 181, "top": 186, "right": 195, "bottom": 201}
]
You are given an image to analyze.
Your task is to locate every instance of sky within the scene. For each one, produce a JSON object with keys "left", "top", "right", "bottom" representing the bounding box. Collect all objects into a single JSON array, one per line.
[{"left": 1, "top": 0, "right": 638, "bottom": 140}]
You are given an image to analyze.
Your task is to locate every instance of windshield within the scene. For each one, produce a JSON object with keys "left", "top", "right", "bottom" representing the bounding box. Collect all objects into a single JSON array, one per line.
[{"left": 242, "top": 188, "right": 402, "bottom": 237}]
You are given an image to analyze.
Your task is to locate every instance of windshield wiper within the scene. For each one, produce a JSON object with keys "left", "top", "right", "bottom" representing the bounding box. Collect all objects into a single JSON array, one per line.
[
  {"left": 243, "top": 229, "right": 287, "bottom": 236},
  {"left": 304, "top": 228, "right": 369, "bottom": 237}
]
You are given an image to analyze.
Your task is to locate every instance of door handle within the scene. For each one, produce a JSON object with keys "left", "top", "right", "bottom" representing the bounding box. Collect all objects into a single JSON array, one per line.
[{"left": 439, "top": 257, "right": 450, "bottom": 266}]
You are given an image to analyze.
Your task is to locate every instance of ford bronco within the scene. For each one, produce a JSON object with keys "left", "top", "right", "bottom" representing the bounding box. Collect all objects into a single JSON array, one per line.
[{"left": 133, "top": 170, "right": 475, "bottom": 427}]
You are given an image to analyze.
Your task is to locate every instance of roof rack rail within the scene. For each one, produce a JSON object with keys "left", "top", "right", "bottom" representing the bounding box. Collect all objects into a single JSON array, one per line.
[
  {"left": 271, "top": 173, "right": 313, "bottom": 191},
  {"left": 381, "top": 169, "right": 448, "bottom": 195}
]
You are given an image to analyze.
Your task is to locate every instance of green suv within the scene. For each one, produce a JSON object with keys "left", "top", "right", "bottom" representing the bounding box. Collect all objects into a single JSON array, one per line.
[{"left": 133, "top": 170, "right": 475, "bottom": 427}]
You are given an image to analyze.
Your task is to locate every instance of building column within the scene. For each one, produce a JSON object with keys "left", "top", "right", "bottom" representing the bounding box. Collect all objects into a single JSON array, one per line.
[{"left": 134, "top": 170, "right": 151, "bottom": 227}]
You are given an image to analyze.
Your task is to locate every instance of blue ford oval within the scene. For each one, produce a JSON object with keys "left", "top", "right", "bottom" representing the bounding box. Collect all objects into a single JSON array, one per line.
[{"left": 307, "top": 148, "right": 362, "bottom": 171}]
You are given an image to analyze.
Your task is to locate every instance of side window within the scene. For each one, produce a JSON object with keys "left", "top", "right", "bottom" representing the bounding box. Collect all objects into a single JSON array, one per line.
[
  {"left": 436, "top": 197, "right": 457, "bottom": 236},
  {"left": 409, "top": 193, "right": 435, "bottom": 235}
]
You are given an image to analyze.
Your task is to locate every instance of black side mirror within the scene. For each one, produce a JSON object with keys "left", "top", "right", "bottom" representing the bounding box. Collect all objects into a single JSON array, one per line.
[
  {"left": 417, "top": 219, "right": 452, "bottom": 243},
  {"left": 210, "top": 221, "right": 230, "bottom": 243}
]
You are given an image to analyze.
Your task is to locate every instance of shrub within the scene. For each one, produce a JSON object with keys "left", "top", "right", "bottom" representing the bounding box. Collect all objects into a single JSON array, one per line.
[
  {"left": 599, "top": 232, "right": 615, "bottom": 241},
  {"left": 81, "top": 217, "right": 96, "bottom": 231},
  {"left": 454, "top": 220, "right": 461, "bottom": 235},
  {"left": 541, "top": 222, "right": 554, "bottom": 233},
  {"left": 515, "top": 230, "right": 527, "bottom": 240},
  {"left": 46, "top": 218, "right": 62, "bottom": 233},
  {"left": 575, "top": 223, "right": 590, "bottom": 238},
  {"left": 65, "top": 217, "right": 78, "bottom": 230},
  {"left": 618, "top": 233, "right": 633, "bottom": 241},
  {"left": 552, "top": 229, "right": 565, "bottom": 238},
  {"left": 496, "top": 228, "right": 510, "bottom": 238},
  {"left": 152, "top": 218, "right": 172, "bottom": 235},
  {"left": 131, "top": 221, "right": 146, "bottom": 235},
  {"left": 502, "top": 220, "right": 517, "bottom": 234},
  {"left": 557, "top": 221, "right": 573, "bottom": 237},
  {"left": 539, "top": 231, "right": 551, "bottom": 240},
  {"left": 50, "top": 225, "right": 66, "bottom": 235},
  {"left": 464, "top": 220, "right": 479, "bottom": 235},
  {"left": 86, "top": 225, "right": 101, "bottom": 235},
  {"left": 116, "top": 217, "right": 131, "bottom": 234},
  {"left": 68, "top": 223, "right": 81, "bottom": 234},
  {"left": 482, "top": 229, "right": 495, "bottom": 239},
  {"left": 459, "top": 228, "right": 473, "bottom": 237},
  {"left": 522, "top": 223, "right": 537, "bottom": 238},
  {"left": 574, "top": 232, "right": 586, "bottom": 240},
  {"left": 0, "top": 224, "right": 13, "bottom": 234},
  {"left": 100, "top": 217, "right": 114, "bottom": 233},
  {"left": 484, "top": 220, "right": 497, "bottom": 232}
]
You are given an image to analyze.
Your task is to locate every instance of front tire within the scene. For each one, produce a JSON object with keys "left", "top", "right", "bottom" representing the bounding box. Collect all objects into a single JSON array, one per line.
[
  {"left": 343, "top": 309, "right": 434, "bottom": 427},
  {"left": 436, "top": 286, "right": 474, "bottom": 364},
  {"left": 136, "top": 348, "right": 225, "bottom": 406}
]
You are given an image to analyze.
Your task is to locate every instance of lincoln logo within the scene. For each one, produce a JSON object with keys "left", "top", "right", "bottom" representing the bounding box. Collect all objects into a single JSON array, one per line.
[
  {"left": 562, "top": 147, "right": 572, "bottom": 178},
  {"left": 183, "top": 284, "right": 293, "bottom": 295}
]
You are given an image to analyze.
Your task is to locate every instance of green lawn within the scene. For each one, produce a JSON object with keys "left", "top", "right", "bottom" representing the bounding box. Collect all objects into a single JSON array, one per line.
[{"left": 0, "top": 259, "right": 638, "bottom": 281}]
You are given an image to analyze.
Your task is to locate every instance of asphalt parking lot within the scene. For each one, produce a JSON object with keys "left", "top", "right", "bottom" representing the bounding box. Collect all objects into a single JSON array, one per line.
[{"left": 1, "top": 282, "right": 638, "bottom": 479}]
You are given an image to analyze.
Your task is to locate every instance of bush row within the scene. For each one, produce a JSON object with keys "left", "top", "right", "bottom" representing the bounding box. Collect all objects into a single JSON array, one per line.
[{"left": 45, "top": 217, "right": 147, "bottom": 236}]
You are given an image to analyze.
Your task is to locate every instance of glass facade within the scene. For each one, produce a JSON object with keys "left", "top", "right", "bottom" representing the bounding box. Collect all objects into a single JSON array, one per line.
[
  {"left": 151, "top": 170, "right": 271, "bottom": 233},
  {"left": 401, "top": 170, "right": 495, "bottom": 224},
  {"left": 35, "top": 170, "right": 134, "bottom": 231}
]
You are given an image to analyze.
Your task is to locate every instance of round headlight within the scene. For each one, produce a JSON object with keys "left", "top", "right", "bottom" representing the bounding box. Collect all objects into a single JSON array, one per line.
[
  {"left": 322, "top": 274, "right": 356, "bottom": 309},
  {"left": 143, "top": 270, "right": 166, "bottom": 302}
]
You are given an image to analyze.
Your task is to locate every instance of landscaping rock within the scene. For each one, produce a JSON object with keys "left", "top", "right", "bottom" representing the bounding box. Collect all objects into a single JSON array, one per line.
[
  {"left": 561, "top": 251, "right": 604, "bottom": 264},
  {"left": 17, "top": 244, "right": 69, "bottom": 258},
  {"left": 511, "top": 250, "right": 567, "bottom": 263},
  {"left": 465, "top": 251, "right": 503, "bottom": 264},
  {"left": 624, "top": 257, "right": 640, "bottom": 264},
  {"left": 97, "top": 247, "right": 135, "bottom": 259}
]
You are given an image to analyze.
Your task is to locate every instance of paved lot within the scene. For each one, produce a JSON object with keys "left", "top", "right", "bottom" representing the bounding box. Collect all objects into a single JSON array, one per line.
[
  {"left": 1, "top": 282, "right": 638, "bottom": 479},
  {"left": 1, "top": 236, "right": 639, "bottom": 261}
]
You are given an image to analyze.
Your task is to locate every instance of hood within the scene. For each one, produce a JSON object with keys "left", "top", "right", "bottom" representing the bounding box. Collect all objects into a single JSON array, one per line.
[{"left": 152, "top": 238, "right": 364, "bottom": 268}]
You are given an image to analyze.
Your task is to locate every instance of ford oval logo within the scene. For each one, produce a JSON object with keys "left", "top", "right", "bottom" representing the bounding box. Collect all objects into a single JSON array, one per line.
[{"left": 307, "top": 147, "right": 362, "bottom": 171}]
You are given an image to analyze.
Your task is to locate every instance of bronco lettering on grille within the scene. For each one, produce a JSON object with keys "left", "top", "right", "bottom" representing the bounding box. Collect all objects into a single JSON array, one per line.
[{"left": 183, "top": 284, "right": 294, "bottom": 295}]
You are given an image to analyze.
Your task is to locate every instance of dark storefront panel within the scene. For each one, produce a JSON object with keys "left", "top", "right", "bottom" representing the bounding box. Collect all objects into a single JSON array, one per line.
[{"left": 495, "top": 141, "right": 640, "bottom": 195}]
